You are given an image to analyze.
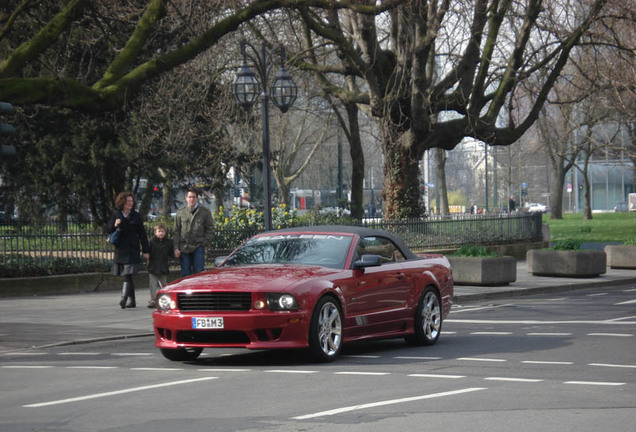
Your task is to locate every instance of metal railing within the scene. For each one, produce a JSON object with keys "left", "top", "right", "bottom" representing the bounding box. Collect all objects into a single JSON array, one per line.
[{"left": 0, "top": 213, "right": 542, "bottom": 276}]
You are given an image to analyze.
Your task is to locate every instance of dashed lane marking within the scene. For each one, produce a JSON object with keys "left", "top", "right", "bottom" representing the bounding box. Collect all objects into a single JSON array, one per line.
[
  {"left": 456, "top": 357, "right": 507, "bottom": 362},
  {"left": 564, "top": 381, "right": 625, "bottom": 386},
  {"left": 616, "top": 299, "right": 636, "bottom": 305},
  {"left": 409, "top": 374, "right": 466, "bottom": 379},
  {"left": 587, "top": 333, "right": 633, "bottom": 337},
  {"left": 23, "top": 377, "right": 218, "bottom": 408},
  {"left": 485, "top": 377, "right": 543, "bottom": 383},
  {"left": 589, "top": 363, "right": 636, "bottom": 369},
  {"left": 471, "top": 332, "right": 513, "bottom": 335},
  {"left": 291, "top": 387, "right": 487, "bottom": 420}
]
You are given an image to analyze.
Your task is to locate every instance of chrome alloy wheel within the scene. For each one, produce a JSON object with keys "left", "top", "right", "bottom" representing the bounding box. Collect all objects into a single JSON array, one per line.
[
  {"left": 421, "top": 290, "right": 441, "bottom": 342},
  {"left": 318, "top": 300, "right": 342, "bottom": 356},
  {"left": 309, "top": 297, "right": 343, "bottom": 361}
]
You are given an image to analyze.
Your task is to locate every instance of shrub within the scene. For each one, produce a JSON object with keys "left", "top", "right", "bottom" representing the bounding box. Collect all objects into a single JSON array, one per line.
[
  {"left": 214, "top": 204, "right": 299, "bottom": 231},
  {"left": 0, "top": 255, "right": 111, "bottom": 278},
  {"left": 453, "top": 244, "right": 498, "bottom": 257},
  {"left": 624, "top": 238, "right": 636, "bottom": 246},
  {"left": 552, "top": 239, "right": 581, "bottom": 250}
]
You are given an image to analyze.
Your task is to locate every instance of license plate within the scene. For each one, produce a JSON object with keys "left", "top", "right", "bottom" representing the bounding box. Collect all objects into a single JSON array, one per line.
[{"left": 192, "top": 317, "right": 224, "bottom": 329}]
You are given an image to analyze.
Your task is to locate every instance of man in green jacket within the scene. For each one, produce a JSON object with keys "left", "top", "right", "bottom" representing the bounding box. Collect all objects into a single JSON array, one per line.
[{"left": 173, "top": 187, "right": 215, "bottom": 276}]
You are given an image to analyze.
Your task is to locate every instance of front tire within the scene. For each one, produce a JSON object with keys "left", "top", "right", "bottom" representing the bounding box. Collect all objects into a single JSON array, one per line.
[
  {"left": 406, "top": 287, "right": 442, "bottom": 346},
  {"left": 308, "top": 296, "right": 343, "bottom": 362},
  {"left": 160, "top": 347, "right": 203, "bottom": 361}
]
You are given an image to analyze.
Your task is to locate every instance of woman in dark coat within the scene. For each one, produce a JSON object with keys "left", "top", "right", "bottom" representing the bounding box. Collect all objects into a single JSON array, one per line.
[{"left": 107, "top": 191, "right": 150, "bottom": 309}]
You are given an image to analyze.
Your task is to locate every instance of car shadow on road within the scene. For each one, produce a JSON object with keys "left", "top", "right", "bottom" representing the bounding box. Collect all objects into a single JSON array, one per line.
[{"left": 184, "top": 333, "right": 574, "bottom": 367}]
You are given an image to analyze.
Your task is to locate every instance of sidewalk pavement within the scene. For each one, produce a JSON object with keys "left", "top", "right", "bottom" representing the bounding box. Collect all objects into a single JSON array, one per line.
[{"left": 1, "top": 262, "right": 635, "bottom": 354}]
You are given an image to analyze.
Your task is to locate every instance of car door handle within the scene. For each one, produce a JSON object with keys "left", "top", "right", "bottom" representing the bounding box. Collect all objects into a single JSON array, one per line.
[{"left": 396, "top": 272, "right": 406, "bottom": 279}]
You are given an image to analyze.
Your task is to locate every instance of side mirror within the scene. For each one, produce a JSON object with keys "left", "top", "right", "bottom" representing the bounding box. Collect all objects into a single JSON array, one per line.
[
  {"left": 353, "top": 254, "right": 382, "bottom": 270},
  {"left": 214, "top": 256, "right": 228, "bottom": 267}
]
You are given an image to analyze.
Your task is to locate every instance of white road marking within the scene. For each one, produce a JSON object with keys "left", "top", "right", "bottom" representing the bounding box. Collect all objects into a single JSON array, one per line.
[
  {"left": 485, "top": 377, "right": 543, "bottom": 383},
  {"left": 589, "top": 363, "right": 636, "bottom": 369},
  {"left": 394, "top": 356, "right": 442, "bottom": 360},
  {"left": 58, "top": 352, "right": 100, "bottom": 356},
  {"left": 110, "top": 353, "right": 153, "bottom": 356},
  {"left": 450, "top": 304, "right": 512, "bottom": 314},
  {"left": 447, "top": 319, "right": 636, "bottom": 325},
  {"left": 587, "top": 333, "right": 633, "bottom": 337},
  {"left": 343, "top": 355, "right": 381, "bottom": 359},
  {"left": 522, "top": 360, "right": 574, "bottom": 365},
  {"left": 608, "top": 315, "right": 636, "bottom": 322},
  {"left": 2, "top": 352, "right": 46, "bottom": 356},
  {"left": 23, "top": 377, "right": 217, "bottom": 408},
  {"left": 130, "top": 367, "right": 184, "bottom": 371},
  {"left": 457, "top": 357, "right": 507, "bottom": 362},
  {"left": 265, "top": 369, "right": 319, "bottom": 374},
  {"left": 334, "top": 372, "right": 390, "bottom": 376},
  {"left": 291, "top": 387, "right": 487, "bottom": 420},
  {"left": 409, "top": 374, "right": 465, "bottom": 379},
  {"left": 616, "top": 299, "right": 636, "bottom": 305},
  {"left": 587, "top": 293, "right": 608, "bottom": 297},
  {"left": 527, "top": 333, "right": 572, "bottom": 336},
  {"left": 2, "top": 365, "right": 53, "bottom": 369},
  {"left": 564, "top": 381, "right": 625, "bottom": 386},
  {"left": 197, "top": 368, "right": 252, "bottom": 372},
  {"left": 471, "top": 332, "right": 512, "bottom": 335},
  {"left": 65, "top": 366, "right": 118, "bottom": 370}
]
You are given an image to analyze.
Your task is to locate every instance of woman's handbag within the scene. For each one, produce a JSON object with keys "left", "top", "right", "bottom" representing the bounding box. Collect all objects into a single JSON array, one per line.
[{"left": 109, "top": 228, "right": 121, "bottom": 245}]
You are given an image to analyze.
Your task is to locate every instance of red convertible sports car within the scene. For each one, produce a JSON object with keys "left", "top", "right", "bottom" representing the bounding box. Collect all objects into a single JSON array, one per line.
[{"left": 153, "top": 226, "right": 453, "bottom": 362}]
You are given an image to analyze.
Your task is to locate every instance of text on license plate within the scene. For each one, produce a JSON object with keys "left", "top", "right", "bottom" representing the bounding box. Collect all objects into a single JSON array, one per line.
[{"left": 192, "top": 317, "right": 224, "bottom": 329}]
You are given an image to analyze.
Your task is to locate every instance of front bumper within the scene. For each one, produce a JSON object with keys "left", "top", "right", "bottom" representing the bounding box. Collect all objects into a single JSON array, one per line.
[{"left": 153, "top": 310, "right": 310, "bottom": 350}]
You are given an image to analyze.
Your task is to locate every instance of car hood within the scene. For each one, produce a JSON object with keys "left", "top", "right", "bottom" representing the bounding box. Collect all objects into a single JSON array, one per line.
[{"left": 166, "top": 264, "right": 341, "bottom": 292}]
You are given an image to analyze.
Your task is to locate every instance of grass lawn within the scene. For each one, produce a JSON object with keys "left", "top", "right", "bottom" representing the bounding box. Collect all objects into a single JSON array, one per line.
[{"left": 543, "top": 212, "right": 636, "bottom": 243}]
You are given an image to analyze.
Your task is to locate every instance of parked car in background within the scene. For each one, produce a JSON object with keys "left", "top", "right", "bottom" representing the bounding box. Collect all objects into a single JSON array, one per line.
[
  {"left": 153, "top": 226, "right": 454, "bottom": 362},
  {"left": 614, "top": 201, "right": 628, "bottom": 212},
  {"left": 525, "top": 203, "right": 547, "bottom": 213}
]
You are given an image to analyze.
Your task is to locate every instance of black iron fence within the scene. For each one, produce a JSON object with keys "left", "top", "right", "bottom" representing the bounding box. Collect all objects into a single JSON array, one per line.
[{"left": 0, "top": 213, "right": 542, "bottom": 277}]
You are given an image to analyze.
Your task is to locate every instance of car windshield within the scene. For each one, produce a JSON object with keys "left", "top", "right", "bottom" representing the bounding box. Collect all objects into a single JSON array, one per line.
[{"left": 223, "top": 234, "right": 353, "bottom": 269}]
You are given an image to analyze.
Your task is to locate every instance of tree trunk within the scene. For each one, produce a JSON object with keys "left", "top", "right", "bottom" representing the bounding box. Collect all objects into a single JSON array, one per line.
[
  {"left": 581, "top": 165, "right": 593, "bottom": 220},
  {"left": 434, "top": 148, "right": 449, "bottom": 216},
  {"left": 381, "top": 125, "right": 423, "bottom": 220},
  {"left": 548, "top": 163, "right": 566, "bottom": 219},
  {"left": 346, "top": 103, "right": 364, "bottom": 220}
]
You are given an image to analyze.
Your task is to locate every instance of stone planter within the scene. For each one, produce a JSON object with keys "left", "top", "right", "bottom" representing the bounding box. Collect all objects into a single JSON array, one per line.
[
  {"left": 448, "top": 256, "right": 517, "bottom": 286},
  {"left": 604, "top": 245, "right": 636, "bottom": 269},
  {"left": 526, "top": 249, "right": 606, "bottom": 277}
]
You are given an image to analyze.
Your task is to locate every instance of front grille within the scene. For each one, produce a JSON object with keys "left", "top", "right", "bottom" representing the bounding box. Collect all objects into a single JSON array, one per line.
[
  {"left": 177, "top": 292, "right": 252, "bottom": 311},
  {"left": 177, "top": 330, "right": 251, "bottom": 344}
]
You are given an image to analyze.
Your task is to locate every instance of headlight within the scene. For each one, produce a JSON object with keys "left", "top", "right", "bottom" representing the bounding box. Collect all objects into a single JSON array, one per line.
[
  {"left": 157, "top": 294, "right": 176, "bottom": 310},
  {"left": 266, "top": 293, "right": 299, "bottom": 311}
]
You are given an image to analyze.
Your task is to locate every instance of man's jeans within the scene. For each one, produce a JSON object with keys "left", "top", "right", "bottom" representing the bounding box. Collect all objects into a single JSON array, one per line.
[{"left": 180, "top": 246, "right": 205, "bottom": 276}]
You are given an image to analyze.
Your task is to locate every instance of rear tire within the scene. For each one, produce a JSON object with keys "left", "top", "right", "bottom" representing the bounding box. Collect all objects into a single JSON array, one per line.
[
  {"left": 406, "top": 287, "right": 442, "bottom": 346},
  {"left": 160, "top": 347, "right": 203, "bottom": 361},
  {"left": 308, "top": 297, "right": 343, "bottom": 362}
]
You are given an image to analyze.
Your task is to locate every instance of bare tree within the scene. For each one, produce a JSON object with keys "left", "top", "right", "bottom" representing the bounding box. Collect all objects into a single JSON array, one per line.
[{"left": 270, "top": 103, "right": 334, "bottom": 207}]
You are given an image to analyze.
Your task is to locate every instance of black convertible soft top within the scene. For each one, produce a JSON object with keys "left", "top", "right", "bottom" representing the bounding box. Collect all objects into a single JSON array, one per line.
[{"left": 267, "top": 225, "right": 417, "bottom": 260}]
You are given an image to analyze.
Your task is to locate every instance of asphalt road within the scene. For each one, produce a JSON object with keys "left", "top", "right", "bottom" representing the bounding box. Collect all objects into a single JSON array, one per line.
[{"left": 1, "top": 283, "right": 635, "bottom": 432}]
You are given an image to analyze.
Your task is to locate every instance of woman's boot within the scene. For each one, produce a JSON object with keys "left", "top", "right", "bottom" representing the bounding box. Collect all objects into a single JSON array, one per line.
[
  {"left": 126, "top": 281, "right": 136, "bottom": 308},
  {"left": 119, "top": 282, "right": 129, "bottom": 309}
]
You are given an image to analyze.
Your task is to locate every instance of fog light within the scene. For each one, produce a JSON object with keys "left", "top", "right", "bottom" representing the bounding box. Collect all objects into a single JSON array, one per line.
[{"left": 254, "top": 299, "right": 266, "bottom": 310}]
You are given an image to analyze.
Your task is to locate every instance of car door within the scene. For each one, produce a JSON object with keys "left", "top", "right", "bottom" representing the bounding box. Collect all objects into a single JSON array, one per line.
[{"left": 343, "top": 236, "right": 414, "bottom": 338}]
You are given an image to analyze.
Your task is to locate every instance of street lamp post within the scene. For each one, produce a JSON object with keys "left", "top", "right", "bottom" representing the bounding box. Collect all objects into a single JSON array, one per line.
[{"left": 232, "top": 41, "right": 297, "bottom": 231}]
